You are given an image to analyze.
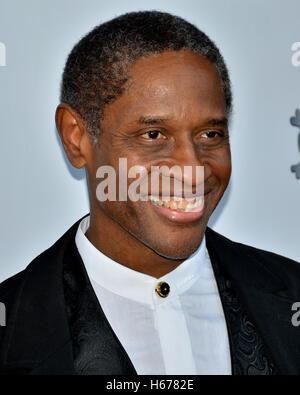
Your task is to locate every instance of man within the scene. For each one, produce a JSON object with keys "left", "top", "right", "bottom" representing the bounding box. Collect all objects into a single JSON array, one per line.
[{"left": 0, "top": 11, "right": 299, "bottom": 375}]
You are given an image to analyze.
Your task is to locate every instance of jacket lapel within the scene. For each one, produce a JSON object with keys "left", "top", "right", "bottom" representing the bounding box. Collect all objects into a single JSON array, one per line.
[
  {"left": 206, "top": 227, "right": 300, "bottom": 375},
  {"left": 1, "top": 218, "right": 136, "bottom": 375},
  {"left": 62, "top": 236, "right": 137, "bottom": 375}
]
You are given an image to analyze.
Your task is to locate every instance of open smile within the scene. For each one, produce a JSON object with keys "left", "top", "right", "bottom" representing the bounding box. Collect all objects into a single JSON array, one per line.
[{"left": 148, "top": 195, "right": 206, "bottom": 224}]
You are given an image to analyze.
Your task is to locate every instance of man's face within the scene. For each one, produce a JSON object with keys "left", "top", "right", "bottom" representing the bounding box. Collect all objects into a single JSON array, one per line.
[{"left": 86, "top": 50, "right": 231, "bottom": 260}]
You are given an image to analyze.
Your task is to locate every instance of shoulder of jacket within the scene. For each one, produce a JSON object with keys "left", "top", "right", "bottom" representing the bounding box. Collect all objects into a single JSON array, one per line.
[{"left": 206, "top": 226, "right": 300, "bottom": 275}]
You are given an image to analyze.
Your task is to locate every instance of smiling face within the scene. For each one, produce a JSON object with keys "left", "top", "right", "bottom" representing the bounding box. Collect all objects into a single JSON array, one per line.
[{"left": 84, "top": 50, "right": 231, "bottom": 263}]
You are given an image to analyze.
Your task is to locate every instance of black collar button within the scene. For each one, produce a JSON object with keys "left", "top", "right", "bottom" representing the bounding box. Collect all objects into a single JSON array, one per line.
[{"left": 155, "top": 281, "right": 170, "bottom": 298}]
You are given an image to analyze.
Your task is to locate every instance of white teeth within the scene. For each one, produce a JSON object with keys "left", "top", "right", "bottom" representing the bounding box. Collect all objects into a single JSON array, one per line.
[
  {"left": 149, "top": 196, "right": 203, "bottom": 212},
  {"left": 185, "top": 198, "right": 196, "bottom": 204},
  {"left": 196, "top": 197, "right": 204, "bottom": 207}
]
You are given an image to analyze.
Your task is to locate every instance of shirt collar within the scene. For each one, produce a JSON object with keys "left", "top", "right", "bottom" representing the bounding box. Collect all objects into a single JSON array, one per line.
[{"left": 75, "top": 215, "right": 207, "bottom": 307}]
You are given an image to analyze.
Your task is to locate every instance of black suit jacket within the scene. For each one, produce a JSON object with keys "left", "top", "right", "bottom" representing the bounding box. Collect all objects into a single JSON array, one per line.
[{"left": 0, "top": 217, "right": 300, "bottom": 375}]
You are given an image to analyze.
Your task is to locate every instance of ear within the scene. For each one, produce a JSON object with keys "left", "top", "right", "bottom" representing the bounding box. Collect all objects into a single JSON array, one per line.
[{"left": 55, "top": 103, "right": 91, "bottom": 168}]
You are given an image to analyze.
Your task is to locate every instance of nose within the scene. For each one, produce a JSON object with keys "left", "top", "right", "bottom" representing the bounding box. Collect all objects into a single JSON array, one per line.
[{"left": 162, "top": 138, "right": 206, "bottom": 187}]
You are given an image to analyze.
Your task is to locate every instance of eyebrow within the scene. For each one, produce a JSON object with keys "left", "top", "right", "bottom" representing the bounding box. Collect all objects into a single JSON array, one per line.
[
  {"left": 137, "top": 115, "right": 228, "bottom": 127},
  {"left": 137, "top": 115, "right": 170, "bottom": 125},
  {"left": 205, "top": 117, "right": 228, "bottom": 127}
]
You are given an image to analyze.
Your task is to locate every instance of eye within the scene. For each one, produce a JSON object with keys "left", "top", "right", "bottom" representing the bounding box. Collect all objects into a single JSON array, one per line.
[
  {"left": 201, "top": 130, "right": 222, "bottom": 139},
  {"left": 141, "top": 130, "right": 164, "bottom": 140}
]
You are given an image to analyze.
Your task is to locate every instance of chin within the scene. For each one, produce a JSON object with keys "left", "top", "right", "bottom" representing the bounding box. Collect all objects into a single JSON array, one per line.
[
  {"left": 145, "top": 232, "right": 205, "bottom": 261},
  {"left": 152, "top": 243, "right": 201, "bottom": 261},
  {"left": 133, "top": 211, "right": 209, "bottom": 260}
]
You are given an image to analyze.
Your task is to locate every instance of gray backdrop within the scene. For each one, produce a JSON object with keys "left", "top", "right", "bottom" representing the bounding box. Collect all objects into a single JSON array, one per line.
[{"left": 1, "top": 0, "right": 299, "bottom": 282}]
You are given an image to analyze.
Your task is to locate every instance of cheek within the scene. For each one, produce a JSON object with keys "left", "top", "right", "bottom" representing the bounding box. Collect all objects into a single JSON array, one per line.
[
  {"left": 219, "top": 152, "right": 231, "bottom": 179},
  {"left": 223, "top": 147, "right": 232, "bottom": 176},
  {"left": 208, "top": 147, "right": 232, "bottom": 186},
  {"left": 218, "top": 162, "right": 231, "bottom": 192}
]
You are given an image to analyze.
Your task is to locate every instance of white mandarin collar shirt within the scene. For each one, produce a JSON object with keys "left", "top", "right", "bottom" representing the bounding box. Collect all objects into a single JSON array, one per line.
[{"left": 75, "top": 215, "right": 231, "bottom": 375}]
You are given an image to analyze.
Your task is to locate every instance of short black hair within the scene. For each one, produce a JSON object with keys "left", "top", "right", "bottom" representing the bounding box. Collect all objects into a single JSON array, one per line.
[{"left": 60, "top": 10, "right": 232, "bottom": 141}]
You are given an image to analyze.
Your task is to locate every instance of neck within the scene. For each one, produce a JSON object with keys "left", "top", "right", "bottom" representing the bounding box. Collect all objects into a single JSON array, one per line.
[{"left": 85, "top": 208, "right": 184, "bottom": 278}]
